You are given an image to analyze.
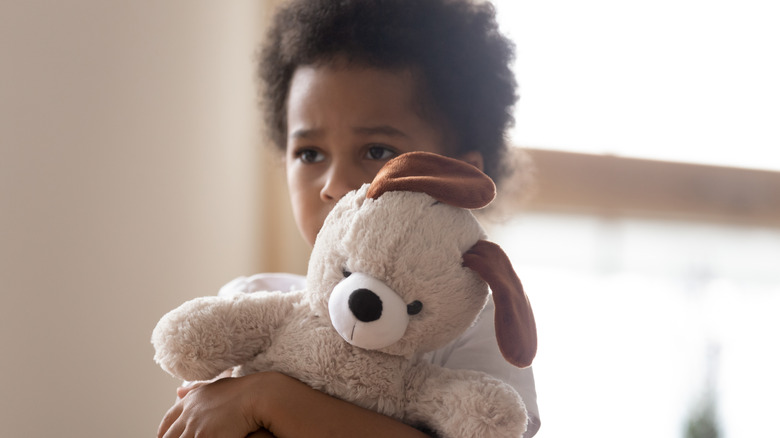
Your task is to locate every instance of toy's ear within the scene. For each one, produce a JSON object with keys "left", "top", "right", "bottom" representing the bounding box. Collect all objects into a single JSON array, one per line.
[
  {"left": 462, "top": 240, "right": 537, "bottom": 368},
  {"left": 366, "top": 151, "right": 495, "bottom": 209}
]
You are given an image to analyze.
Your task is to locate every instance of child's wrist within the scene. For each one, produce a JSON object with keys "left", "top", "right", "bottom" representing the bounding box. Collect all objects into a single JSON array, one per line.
[{"left": 244, "top": 371, "right": 288, "bottom": 429}]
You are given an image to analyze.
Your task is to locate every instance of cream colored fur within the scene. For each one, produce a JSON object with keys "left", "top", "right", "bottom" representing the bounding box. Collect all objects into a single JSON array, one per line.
[{"left": 152, "top": 184, "right": 528, "bottom": 437}]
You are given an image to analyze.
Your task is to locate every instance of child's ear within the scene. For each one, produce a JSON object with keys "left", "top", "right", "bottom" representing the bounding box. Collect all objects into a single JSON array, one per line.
[{"left": 458, "top": 151, "right": 484, "bottom": 173}]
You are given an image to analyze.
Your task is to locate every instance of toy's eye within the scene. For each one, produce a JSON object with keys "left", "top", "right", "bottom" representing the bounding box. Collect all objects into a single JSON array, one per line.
[
  {"left": 342, "top": 269, "right": 352, "bottom": 278},
  {"left": 406, "top": 300, "right": 423, "bottom": 315}
]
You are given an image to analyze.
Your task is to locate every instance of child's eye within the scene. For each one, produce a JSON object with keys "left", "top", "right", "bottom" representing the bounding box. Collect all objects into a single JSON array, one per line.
[
  {"left": 365, "top": 145, "right": 398, "bottom": 161},
  {"left": 295, "top": 148, "right": 325, "bottom": 164}
]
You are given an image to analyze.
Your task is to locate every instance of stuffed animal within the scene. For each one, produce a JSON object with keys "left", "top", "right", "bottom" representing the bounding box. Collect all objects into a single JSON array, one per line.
[{"left": 152, "top": 151, "right": 537, "bottom": 437}]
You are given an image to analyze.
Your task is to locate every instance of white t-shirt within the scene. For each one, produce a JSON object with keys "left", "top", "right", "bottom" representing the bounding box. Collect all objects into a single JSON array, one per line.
[{"left": 219, "top": 273, "right": 541, "bottom": 437}]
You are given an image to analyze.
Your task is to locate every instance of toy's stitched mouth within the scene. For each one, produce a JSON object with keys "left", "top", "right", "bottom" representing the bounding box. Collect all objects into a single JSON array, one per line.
[{"left": 350, "top": 323, "right": 356, "bottom": 341}]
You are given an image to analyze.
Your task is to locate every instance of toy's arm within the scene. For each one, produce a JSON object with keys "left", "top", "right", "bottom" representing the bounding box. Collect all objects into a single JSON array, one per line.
[
  {"left": 404, "top": 365, "right": 528, "bottom": 438},
  {"left": 152, "top": 290, "right": 302, "bottom": 381}
]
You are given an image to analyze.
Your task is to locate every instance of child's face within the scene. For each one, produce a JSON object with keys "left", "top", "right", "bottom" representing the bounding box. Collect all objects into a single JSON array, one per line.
[{"left": 284, "top": 63, "right": 451, "bottom": 246}]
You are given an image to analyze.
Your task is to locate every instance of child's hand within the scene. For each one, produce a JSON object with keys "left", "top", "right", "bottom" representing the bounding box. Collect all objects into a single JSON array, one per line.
[
  {"left": 158, "top": 371, "right": 432, "bottom": 438},
  {"left": 158, "top": 374, "right": 267, "bottom": 438}
]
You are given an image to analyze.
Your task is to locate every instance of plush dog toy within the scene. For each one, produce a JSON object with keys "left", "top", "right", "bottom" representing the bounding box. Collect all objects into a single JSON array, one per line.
[{"left": 152, "top": 151, "right": 537, "bottom": 437}]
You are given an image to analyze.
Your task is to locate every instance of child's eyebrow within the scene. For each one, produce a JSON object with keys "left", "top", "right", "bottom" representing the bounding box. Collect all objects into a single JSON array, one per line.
[
  {"left": 353, "top": 125, "right": 410, "bottom": 138},
  {"left": 289, "top": 125, "right": 409, "bottom": 140},
  {"left": 289, "top": 128, "right": 323, "bottom": 140}
]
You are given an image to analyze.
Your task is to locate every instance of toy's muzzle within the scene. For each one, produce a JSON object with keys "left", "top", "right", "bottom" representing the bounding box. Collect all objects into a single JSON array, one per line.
[{"left": 328, "top": 272, "right": 409, "bottom": 350}]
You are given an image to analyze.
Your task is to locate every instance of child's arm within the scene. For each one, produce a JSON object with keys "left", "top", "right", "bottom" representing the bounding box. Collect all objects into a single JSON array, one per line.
[{"left": 158, "top": 371, "right": 432, "bottom": 438}]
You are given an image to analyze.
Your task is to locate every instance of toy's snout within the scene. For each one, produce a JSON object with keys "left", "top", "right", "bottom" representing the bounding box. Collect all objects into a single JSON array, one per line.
[{"left": 328, "top": 272, "right": 414, "bottom": 350}]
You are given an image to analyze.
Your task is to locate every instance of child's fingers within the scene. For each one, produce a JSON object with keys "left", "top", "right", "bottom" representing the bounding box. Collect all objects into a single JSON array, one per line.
[
  {"left": 177, "top": 369, "right": 233, "bottom": 399},
  {"left": 157, "top": 400, "right": 184, "bottom": 438},
  {"left": 176, "top": 381, "right": 204, "bottom": 399},
  {"left": 160, "top": 419, "right": 186, "bottom": 438}
]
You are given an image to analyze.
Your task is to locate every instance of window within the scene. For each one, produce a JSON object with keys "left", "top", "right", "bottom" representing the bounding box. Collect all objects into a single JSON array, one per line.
[
  {"left": 490, "top": 1, "right": 780, "bottom": 436},
  {"left": 494, "top": 0, "right": 780, "bottom": 171},
  {"left": 491, "top": 213, "right": 780, "bottom": 437}
]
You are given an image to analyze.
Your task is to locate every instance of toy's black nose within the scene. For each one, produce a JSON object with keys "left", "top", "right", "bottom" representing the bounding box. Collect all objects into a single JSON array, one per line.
[{"left": 348, "top": 288, "right": 383, "bottom": 322}]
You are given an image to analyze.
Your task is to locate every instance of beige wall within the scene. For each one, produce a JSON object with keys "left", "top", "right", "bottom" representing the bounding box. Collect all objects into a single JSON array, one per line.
[{"left": 0, "top": 1, "right": 305, "bottom": 436}]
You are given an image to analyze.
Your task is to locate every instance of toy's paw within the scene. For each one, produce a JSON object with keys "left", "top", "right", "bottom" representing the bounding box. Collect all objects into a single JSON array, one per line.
[
  {"left": 447, "top": 380, "right": 526, "bottom": 437},
  {"left": 152, "top": 296, "right": 244, "bottom": 381},
  {"left": 152, "top": 290, "right": 301, "bottom": 381},
  {"left": 408, "top": 371, "right": 528, "bottom": 438}
]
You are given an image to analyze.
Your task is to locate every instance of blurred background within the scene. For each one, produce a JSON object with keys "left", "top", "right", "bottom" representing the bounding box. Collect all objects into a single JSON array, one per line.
[
  {"left": 491, "top": 1, "right": 780, "bottom": 436},
  {"left": 1, "top": 1, "right": 777, "bottom": 437}
]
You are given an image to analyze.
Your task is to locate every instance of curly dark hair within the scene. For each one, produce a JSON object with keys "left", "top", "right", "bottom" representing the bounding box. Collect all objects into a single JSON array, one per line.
[{"left": 258, "top": 0, "right": 517, "bottom": 184}]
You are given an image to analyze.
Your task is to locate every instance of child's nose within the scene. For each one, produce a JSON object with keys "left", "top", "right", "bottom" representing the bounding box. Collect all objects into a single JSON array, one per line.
[{"left": 320, "top": 162, "right": 365, "bottom": 201}]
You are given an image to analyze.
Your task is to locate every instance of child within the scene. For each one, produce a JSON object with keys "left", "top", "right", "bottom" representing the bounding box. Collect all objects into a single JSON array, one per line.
[{"left": 158, "top": 0, "right": 540, "bottom": 436}]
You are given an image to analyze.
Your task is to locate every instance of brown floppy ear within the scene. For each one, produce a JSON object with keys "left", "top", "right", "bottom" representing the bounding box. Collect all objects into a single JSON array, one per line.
[
  {"left": 366, "top": 151, "right": 495, "bottom": 209},
  {"left": 462, "top": 240, "right": 537, "bottom": 368}
]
